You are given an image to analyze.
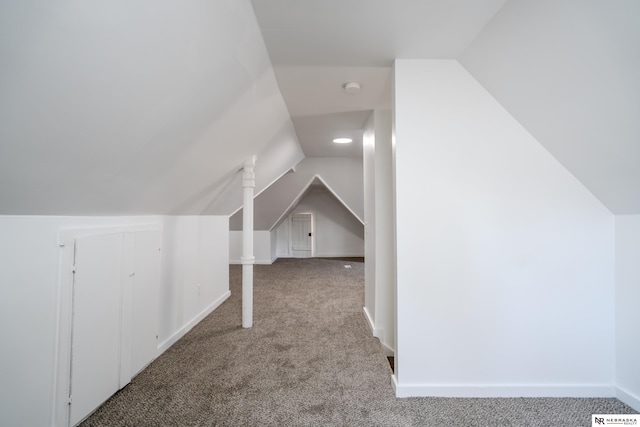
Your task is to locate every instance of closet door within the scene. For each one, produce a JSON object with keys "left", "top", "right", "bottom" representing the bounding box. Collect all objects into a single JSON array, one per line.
[
  {"left": 291, "top": 213, "right": 312, "bottom": 258},
  {"left": 69, "top": 233, "right": 123, "bottom": 426}
]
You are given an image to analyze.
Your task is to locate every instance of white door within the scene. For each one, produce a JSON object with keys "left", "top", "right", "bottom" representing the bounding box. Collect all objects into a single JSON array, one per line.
[
  {"left": 70, "top": 233, "right": 123, "bottom": 426},
  {"left": 291, "top": 213, "right": 312, "bottom": 258}
]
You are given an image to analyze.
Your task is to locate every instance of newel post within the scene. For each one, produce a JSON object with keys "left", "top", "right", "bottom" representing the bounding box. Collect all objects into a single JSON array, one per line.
[{"left": 241, "top": 156, "right": 256, "bottom": 328}]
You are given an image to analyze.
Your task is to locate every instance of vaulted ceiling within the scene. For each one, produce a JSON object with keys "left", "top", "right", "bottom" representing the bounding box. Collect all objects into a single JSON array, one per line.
[{"left": 1, "top": 0, "right": 638, "bottom": 216}]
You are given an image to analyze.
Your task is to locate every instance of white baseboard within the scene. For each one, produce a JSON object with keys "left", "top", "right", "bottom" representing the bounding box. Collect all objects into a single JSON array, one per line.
[
  {"left": 158, "top": 291, "right": 231, "bottom": 354},
  {"left": 362, "top": 307, "right": 382, "bottom": 337},
  {"left": 232, "top": 255, "right": 362, "bottom": 263},
  {"left": 381, "top": 342, "right": 395, "bottom": 357},
  {"left": 315, "top": 253, "right": 365, "bottom": 258},
  {"left": 394, "top": 384, "right": 615, "bottom": 399},
  {"left": 363, "top": 307, "right": 394, "bottom": 356},
  {"left": 616, "top": 386, "right": 640, "bottom": 412},
  {"left": 229, "top": 259, "right": 274, "bottom": 265}
]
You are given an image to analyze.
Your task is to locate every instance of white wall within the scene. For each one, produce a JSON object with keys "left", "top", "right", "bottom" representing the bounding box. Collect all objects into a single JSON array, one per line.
[
  {"left": 394, "top": 60, "right": 615, "bottom": 398},
  {"left": 229, "top": 230, "right": 275, "bottom": 264},
  {"left": 363, "top": 112, "right": 377, "bottom": 332},
  {"left": 460, "top": 0, "right": 640, "bottom": 214},
  {"left": 615, "top": 215, "right": 640, "bottom": 410},
  {"left": 275, "top": 218, "right": 290, "bottom": 258},
  {"left": 292, "top": 190, "right": 364, "bottom": 258},
  {"left": 0, "top": 0, "right": 301, "bottom": 217},
  {"left": 229, "top": 157, "right": 365, "bottom": 231},
  {"left": 158, "top": 216, "right": 230, "bottom": 350},
  {"left": 270, "top": 228, "right": 278, "bottom": 262},
  {"left": 0, "top": 215, "right": 229, "bottom": 427},
  {"left": 363, "top": 109, "right": 395, "bottom": 355},
  {"left": 373, "top": 109, "right": 395, "bottom": 355},
  {"left": 232, "top": 189, "right": 364, "bottom": 262}
]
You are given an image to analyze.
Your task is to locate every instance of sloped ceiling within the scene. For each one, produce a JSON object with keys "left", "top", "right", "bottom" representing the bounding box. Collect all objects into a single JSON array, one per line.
[
  {"left": 460, "top": 0, "right": 640, "bottom": 214},
  {"left": 229, "top": 157, "right": 364, "bottom": 231},
  {"left": 253, "top": 0, "right": 639, "bottom": 215},
  {"left": 252, "top": 0, "right": 507, "bottom": 160},
  {"left": 0, "top": 0, "right": 300, "bottom": 215},
  {"left": 274, "top": 65, "right": 391, "bottom": 158},
  {"left": 3, "top": 1, "right": 636, "bottom": 217}
]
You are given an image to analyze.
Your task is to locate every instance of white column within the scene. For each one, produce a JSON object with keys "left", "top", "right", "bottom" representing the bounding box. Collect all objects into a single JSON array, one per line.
[{"left": 241, "top": 156, "right": 256, "bottom": 328}]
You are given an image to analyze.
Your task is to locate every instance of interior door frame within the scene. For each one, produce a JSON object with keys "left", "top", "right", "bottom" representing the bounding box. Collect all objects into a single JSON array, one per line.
[
  {"left": 288, "top": 212, "right": 314, "bottom": 258},
  {"left": 54, "top": 223, "right": 161, "bottom": 427}
]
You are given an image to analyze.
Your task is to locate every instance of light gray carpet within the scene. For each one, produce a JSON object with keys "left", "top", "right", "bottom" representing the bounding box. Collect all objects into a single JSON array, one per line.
[{"left": 82, "top": 258, "right": 635, "bottom": 426}]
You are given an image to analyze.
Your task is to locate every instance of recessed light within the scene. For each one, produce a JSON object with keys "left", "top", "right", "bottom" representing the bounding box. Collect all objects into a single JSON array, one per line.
[
  {"left": 343, "top": 82, "right": 361, "bottom": 95},
  {"left": 333, "top": 138, "right": 352, "bottom": 144}
]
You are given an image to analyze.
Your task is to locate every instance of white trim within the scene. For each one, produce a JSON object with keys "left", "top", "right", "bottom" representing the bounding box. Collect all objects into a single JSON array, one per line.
[
  {"left": 363, "top": 307, "right": 394, "bottom": 357},
  {"left": 230, "top": 259, "right": 274, "bottom": 265},
  {"left": 157, "top": 291, "right": 231, "bottom": 354},
  {"left": 228, "top": 158, "right": 303, "bottom": 218},
  {"left": 616, "top": 386, "right": 640, "bottom": 412},
  {"left": 269, "top": 177, "right": 318, "bottom": 232},
  {"left": 315, "top": 253, "right": 365, "bottom": 258},
  {"left": 391, "top": 375, "right": 398, "bottom": 394},
  {"left": 269, "top": 174, "right": 364, "bottom": 231},
  {"left": 394, "top": 384, "right": 616, "bottom": 398},
  {"left": 314, "top": 175, "right": 364, "bottom": 225},
  {"left": 363, "top": 307, "right": 382, "bottom": 338},
  {"left": 381, "top": 342, "right": 395, "bottom": 357}
]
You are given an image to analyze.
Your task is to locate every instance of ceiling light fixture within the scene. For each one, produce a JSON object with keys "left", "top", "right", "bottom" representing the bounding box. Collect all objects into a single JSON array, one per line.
[
  {"left": 333, "top": 137, "right": 352, "bottom": 144},
  {"left": 343, "top": 82, "right": 360, "bottom": 95}
]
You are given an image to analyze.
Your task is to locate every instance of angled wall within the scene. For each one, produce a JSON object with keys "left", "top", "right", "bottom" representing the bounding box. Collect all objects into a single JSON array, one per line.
[
  {"left": 229, "top": 157, "right": 364, "bottom": 231},
  {"left": 0, "top": 0, "right": 300, "bottom": 215},
  {"left": 394, "top": 59, "right": 615, "bottom": 398},
  {"left": 205, "top": 128, "right": 304, "bottom": 216},
  {"left": 460, "top": 0, "right": 640, "bottom": 214},
  {"left": 288, "top": 188, "right": 364, "bottom": 258},
  {"left": 230, "top": 185, "right": 365, "bottom": 262}
]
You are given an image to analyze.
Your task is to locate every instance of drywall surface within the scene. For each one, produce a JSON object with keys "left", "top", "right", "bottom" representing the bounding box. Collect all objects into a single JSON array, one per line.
[
  {"left": 0, "top": 0, "right": 300, "bottom": 215},
  {"left": 460, "top": 0, "right": 640, "bottom": 214},
  {"left": 229, "top": 230, "right": 275, "bottom": 264},
  {"left": 229, "top": 157, "right": 364, "bottom": 231},
  {"left": 373, "top": 109, "right": 395, "bottom": 353},
  {"left": 363, "top": 111, "right": 377, "bottom": 326},
  {"left": 0, "top": 215, "right": 229, "bottom": 426},
  {"left": 275, "top": 218, "right": 290, "bottom": 258},
  {"left": 394, "top": 60, "right": 615, "bottom": 397},
  {"left": 158, "top": 216, "right": 230, "bottom": 347},
  {"left": 615, "top": 215, "right": 640, "bottom": 411},
  {"left": 362, "top": 108, "right": 395, "bottom": 353},
  {"left": 292, "top": 190, "right": 364, "bottom": 258},
  {"left": 205, "top": 128, "right": 304, "bottom": 215}
]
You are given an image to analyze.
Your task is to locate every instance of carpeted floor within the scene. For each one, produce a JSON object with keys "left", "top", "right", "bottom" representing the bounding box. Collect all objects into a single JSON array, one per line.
[{"left": 82, "top": 258, "right": 635, "bottom": 426}]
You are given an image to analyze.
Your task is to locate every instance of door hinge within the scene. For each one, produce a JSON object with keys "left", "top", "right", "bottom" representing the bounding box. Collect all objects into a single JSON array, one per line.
[
  {"left": 72, "top": 265, "right": 76, "bottom": 274},
  {"left": 68, "top": 395, "right": 72, "bottom": 405}
]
